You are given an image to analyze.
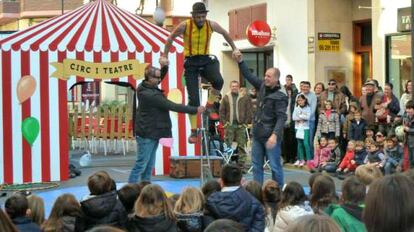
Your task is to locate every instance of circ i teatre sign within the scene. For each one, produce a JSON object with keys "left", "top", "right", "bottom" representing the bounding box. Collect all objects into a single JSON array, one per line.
[{"left": 246, "top": 20, "right": 271, "bottom": 47}]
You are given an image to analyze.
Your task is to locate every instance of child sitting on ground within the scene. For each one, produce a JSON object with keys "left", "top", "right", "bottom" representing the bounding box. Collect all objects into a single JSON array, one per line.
[
  {"left": 363, "top": 141, "right": 386, "bottom": 169},
  {"left": 383, "top": 135, "right": 404, "bottom": 174},
  {"left": 352, "top": 141, "right": 367, "bottom": 168},
  {"left": 308, "top": 136, "right": 331, "bottom": 172},
  {"left": 337, "top": 140, "right": 357, "bottom": 174},
  {"left": 321, "top": 138, "right": 342, "bottom": 173},
  {"left": 403, "top": 100, "right": 414, "bottom": 168}
]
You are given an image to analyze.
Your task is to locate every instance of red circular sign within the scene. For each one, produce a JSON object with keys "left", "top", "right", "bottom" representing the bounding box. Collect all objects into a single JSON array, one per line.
[{"left": 246, "top": 20, "right": 271, "bottom": 47}]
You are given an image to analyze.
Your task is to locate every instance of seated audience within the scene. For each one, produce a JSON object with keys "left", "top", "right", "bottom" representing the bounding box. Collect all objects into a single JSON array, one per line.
[
  {"left": 117, "top": 183, "right": 142, "bottom": 215},
  {"left": 262, "top": 179, "right": 281, "bottom": 228},
  {"left": 206, "top": 164, "right": 265, "bottom": 232},
  {"left": 201, "top": 180, "right": 221, "bottom": 199},
  {"left": 321, "top": 138, "right": 342, "bottom": 173},
  {"left": 87, "top": 225, "right": 125, "bottom": 232},
  {"left": 337, "top": 140, "right": 357, "bottom": 175},
  {"left": 273, "top": 182, "right": 314, "bottom": 231},
  {"left": 286, "top": 214, "right": 340, "bottom": 232},
  {"left": 127, "top": 184, "right": 177, "bottom": 232},
  {"left": 363, "top": 174, "right": 414, "bottom": 232},
  {"left": 78, "top": 171, "right": 127, "bottom": 231},
  {"left": 354, "top": 165, "right": 383, "bottom": 187},
  {"left": 310, "top": 175, "right": 337, "bottom": 214},
  {"left": 383, "top": 135, "right": 404, "bottom": 174},
  {"left": 41, "top": 193, "right": 81, "bottom": 232},
  {"left": 5, "top": 193, "right": 41, "bottom": 232},
  {"left": 174, "top": 187, "right": 213, "bottom": 232},
  {"left": 363, "top": 141, "right": 386, "bottom": 168},
  {"left": 0, "top": 208, "right": 18, "bottom": 232},
  {"left": 353, "top": 140, "right": 367, "bottom": 168},
  {"left": 204, "top": 219, "right": 245, "bottom": 232},
  {"left": 326, "top": 176, "right": 367, "bottom": 232},
  {"left": 243, "top": 180, "right": 264, "bottom": 205},
  {"left": 27, "top": 194, "right": 45, "bottom": 227},
  {"left": 308, "top": 136, "right": 331, "bottom": 172}
]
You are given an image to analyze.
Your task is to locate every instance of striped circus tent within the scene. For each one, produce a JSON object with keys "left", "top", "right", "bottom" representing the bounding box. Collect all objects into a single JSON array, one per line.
[{"left": 0, "top": 0, "right": 199, "bottom": 184}]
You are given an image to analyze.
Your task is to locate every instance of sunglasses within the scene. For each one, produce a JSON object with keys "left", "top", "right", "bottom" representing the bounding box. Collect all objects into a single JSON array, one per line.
[
  {"left": 328, "top": 82, "right": 336, "bottom": 85},
  {"left": 376, "top": 134, "right": 384, "bottom": 137}
]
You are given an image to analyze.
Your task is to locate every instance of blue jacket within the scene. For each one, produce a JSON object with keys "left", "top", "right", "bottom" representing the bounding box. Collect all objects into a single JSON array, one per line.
[
  {"left": 12, "top": 216, "right": 41, "bottom": 232},
  {"left": 206, "top": 187, "right": 265, "bottom": 232},
  {"left": 354, "top": 149, "right": 367, "bottom": 165},
  {"left": 348, "top": 119, "right": 366, "bottom": 141}
]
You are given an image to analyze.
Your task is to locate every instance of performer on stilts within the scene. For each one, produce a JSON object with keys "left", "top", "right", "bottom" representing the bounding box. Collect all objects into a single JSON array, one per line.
[{"left": 160, "top": 2, "right": 240, "bottom": 144}]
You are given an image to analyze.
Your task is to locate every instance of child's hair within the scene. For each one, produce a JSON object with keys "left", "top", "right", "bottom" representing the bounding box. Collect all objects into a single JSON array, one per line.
[
  {"left": 117, "top": 183, "right": 142, "bottom": 214},
  {"left": 279, "top": 182, "right": 307, "bottom": 210},
  {"left": 296, "top": 94, "right": 309, "bottom": 107},
  {"left": 87, "top": 171, "right": 113, "bottom": 195},
  {"left": 201, "top": 180, "right": 221, "bottom": 199},
  {"left": 168, "top": 194, "right": 181, "bottom": 209},
  {"left": 262, "top": 179, "right": 281, "bottom": 203},
  {"left": 244, "top": 180, "right": 264, "bottom": 205},
  {"left": 134, "top": 184, "right": 174, "bottom": 220},
  {"left": 347, "top": 140, "right": 356, "bottom": 148},
  {"left": 27, "top": 195, "right": 45, "bottom": 226},
  {"left": 221, "top": 164, "right": 242, "bottom": 186},
  {"left": 355, "top": 165, "right": 383, "bottom": 186},
  {"left": 405, "top": 100, "right": 414, "bottom": 109},
  {"left": 328, "top": 137, "right": 338, "bottom": 144},
  {"left": 308, "top": 173, "right": 323, "bottom": 195},
  {"left": 41, "top": 194, "right": 81, "bottom": 232},
  {"left": 369, "top": 141, "right": 380, "bottom": 150},
  {"left": 87, "top": 225, "right": 125, "bottom": 232},
  {"left": 364, "top": 138, "right": 375, "bottom": 147},
  {"left": 324, "top": 100, "right": 334, "bottom": 109},
  {"left": 353, "top": 110, "right": 361, "bottom": 116},
  {"left": 5, "top": 193, "right": 29, "bottom": 219},
  {"left": 310, "top": 175, "right": 337, "bottom": 211},
  {"left": 0, "top": 209, "right": 18, "bottom": 232},
  {"left": 319, "top": 136, "right": 328, "bottom": 144},
  {"left": 385, "top": 135, "right": 397, "bottom": 143},
  {"left": 341, "top": 176, "right": 366, "bottom": 205},
  {"left": 204, "top": 219, "right": 245, "bottom": 232},
  {"left": 355, "top": 140, "right": 365, "bottom": 148},
  {"left": 174, "top": 187, "right": 205, "bottom": 214},
  {"left": 286, "top": 214, "right": 341, "bottom": 232}
]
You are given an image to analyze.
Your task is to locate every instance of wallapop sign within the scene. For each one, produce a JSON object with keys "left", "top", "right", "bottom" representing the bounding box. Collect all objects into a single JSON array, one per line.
[{"left": 246, "top": 20, "right": 271, "bottom": 47}]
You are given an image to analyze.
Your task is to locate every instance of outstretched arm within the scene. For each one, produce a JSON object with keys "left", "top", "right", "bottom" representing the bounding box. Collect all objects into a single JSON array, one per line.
[
  {"left": 160, "top": 22, "right": 186, "bottom": 65},
  {"left": 234, "top": 52, "right": 263, "bottom": 89}
]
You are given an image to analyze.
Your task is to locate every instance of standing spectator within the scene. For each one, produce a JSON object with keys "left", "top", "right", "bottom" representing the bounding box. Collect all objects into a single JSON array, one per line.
[
  {"left": 174, "top": 187, "right": 213, "bottom": 232},
  {"left": 42, "top": 194, "right": 81, "bottom": 232},
  {"left": 78, "top": 171, "right": 127, "bottom": 231},
  {"left": 343, "top": 102, "right": 359, "bottom": 140},
  {"left": 249, "top": 88, "right": 258, "bottom": 116},
  {"left": 127, "top": 184, "right": 177, "bottom": 232},
  {"left": 27, "top": 195, "right": 45, "bottom": 227},
  {"left": 361, "top": 86, "right": 367, "bottom": 96},
  {"left": 376, "top": 83, "right": 400, "bottom": 132},
  {"left": 403, "top": 100, "right": 414, "bottom": 168},
  {"left": 316, "top": 100, "right": 340, "bottom": 139},
  {"left": 364, "top": 175, "right": 414, "bottom": 232},
  {"left": 400, "top": 80, "right": 412, "bottom": 115},
  {"left": 219, "top": 80, "right": 253, "bottom": 169},
  {"left": 206, "top": 164, "right": 265, "bottom": 232},
  {"left": 293, "top": 94, "right": 312, "bottom": 167},
  {"left": 372, "top": 79, "right": 383, "bottom": 93},
  {"left": 319, "top": 79, "right": 346, "bottom": 115},
  {"left": 383, "top": 136, "right": 404, "bottom": 174},
  {"left": 314, "top": 82, "right": 326, "bottom": 132},
  {"left": 234, "top": 51, "right": 288, "bottom": 186},
  {"left": 348, "top": 110, "right": 366, "bottom": 141},
  {"left": 359, "top": 80, "right": 383, "bottom": 126},
  {"left": 273, "top": 182, "right": 314, "bottom": 231},
  {"left": 5, "top": 193, "right": 41, "bottom": 232},
  {"left": 298, "top": 81, "right": 318, "bottom": 159},
  {"left": 284, "top": 75, "right": 299, "bottom": 94},
  {"left": 129, "top": 65, "right": 204, "bottom": 183},
  {"left": 282, "top": 85, "right": 298, "bottom": 164},
  {"left": 326, "top": 176, "right": 367, "bottom": 232}
]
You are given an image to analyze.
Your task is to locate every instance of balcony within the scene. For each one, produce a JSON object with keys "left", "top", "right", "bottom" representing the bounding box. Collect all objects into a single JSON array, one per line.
[
  {"left": 20, "top": 0, "right": 83, "bottom": 18},
  {"left": 0, "top": 0, "right": 20, "bottom": 25}
]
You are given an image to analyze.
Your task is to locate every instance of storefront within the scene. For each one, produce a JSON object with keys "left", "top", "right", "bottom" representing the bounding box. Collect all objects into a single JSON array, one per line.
[{"left": 386, "top": 7, "right": 411, "bottom": 98}]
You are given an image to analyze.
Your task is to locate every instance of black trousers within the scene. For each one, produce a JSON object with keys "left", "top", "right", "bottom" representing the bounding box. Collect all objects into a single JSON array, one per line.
[{"left": 184, "top": 55, "right": 223, "bottom": 106}]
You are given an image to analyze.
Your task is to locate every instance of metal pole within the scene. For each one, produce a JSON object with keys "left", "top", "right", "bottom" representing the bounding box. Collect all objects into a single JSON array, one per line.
[
  {"left": 61, "top": 0, "right": 64, "bottom": 15},
  {"left": 412, "top": 0, "right": 414, "bottom": 100}
]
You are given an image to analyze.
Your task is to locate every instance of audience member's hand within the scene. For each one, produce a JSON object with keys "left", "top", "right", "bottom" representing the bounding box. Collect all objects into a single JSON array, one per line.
[
  {"left": 350, "top": 160, "right": 356, "bottom": 165},
  {"left": 197, "top": 106, "right": 206, "bottom": 113},
  {"left": 396, "top": 166, "right": 402, "bottom": 172},
  {"left": 159, "top": 56, "right": 169, "bottom": 66}
]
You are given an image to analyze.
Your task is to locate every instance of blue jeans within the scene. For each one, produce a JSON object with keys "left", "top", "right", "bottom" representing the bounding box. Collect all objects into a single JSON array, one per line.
[
  {"left": 252, "top": 138, "right": 284, "bottom": 186},
  {"left": 309, "top": 120, "right": 316, "bottom": 159},
  {"left": 384, "top": 157, "right": 400, "bottom": 175},
  {"left": 128, "top": 136, "right": 159, "bottom": 183}
]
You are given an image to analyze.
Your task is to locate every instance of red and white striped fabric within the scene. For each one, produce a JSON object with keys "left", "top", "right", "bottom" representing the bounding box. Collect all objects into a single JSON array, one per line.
[{"left": 0, "top": 0, "right": 199, "bottom": 184}]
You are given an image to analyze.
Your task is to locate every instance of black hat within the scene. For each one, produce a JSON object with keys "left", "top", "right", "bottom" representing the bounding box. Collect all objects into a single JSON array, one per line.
[{"left": 191, "top": 2, "right": 208, "bottom": 14}]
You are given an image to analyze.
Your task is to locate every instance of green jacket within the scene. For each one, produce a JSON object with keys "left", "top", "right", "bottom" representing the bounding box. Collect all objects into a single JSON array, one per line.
[{"left": 325, "top": 204, "right": 366, "bottom": 232}]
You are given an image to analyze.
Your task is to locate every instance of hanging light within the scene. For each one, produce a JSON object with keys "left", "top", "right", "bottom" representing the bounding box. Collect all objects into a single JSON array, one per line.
[{"left": 153, "top": 7, "right": 166, "bottom": 27}]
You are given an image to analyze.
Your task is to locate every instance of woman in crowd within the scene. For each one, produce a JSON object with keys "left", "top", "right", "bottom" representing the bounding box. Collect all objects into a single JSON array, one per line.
[
  {"left": 376, "top": 83, "right": 400, "bottom": 133},
  {"left": 41, "top": 194, "right": 81, "bottom": 232},
  {"left": 27, "top": 195, "right": 45, "bottom": 227},
  {"left": 400, "top": 80, "right": 412, "bottom": 115}
]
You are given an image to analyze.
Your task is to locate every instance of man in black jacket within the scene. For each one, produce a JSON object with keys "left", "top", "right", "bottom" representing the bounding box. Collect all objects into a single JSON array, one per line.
[
  {"left": 233, "top": 52, "right": 288, "bottom": 186},
  {"left": 128, "top": 65, "right": 205, "bottom": 183}
]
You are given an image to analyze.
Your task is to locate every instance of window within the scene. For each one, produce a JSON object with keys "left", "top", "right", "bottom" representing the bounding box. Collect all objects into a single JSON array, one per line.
[{"left": 228, "top": 3, "right": 267, "bottom": 40}]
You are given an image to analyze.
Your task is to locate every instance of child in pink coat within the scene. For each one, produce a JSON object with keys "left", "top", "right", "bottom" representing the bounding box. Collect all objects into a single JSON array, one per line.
[{"left": 308, "top": 136, "right": 331, "bottom": 171}]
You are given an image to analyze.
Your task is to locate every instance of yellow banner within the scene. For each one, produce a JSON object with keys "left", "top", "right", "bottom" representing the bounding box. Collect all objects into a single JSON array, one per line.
[
  {"left": 51, "top": 59, "right": 148, "bottom": 80},
  {"left": 318, "top": 39, "right": 340, "bottom": 52}
]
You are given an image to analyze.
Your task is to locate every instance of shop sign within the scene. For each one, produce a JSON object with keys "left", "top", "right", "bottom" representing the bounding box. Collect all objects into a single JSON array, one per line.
[
  {"left": 397, "top": 7, "right": 411, "bottom": 32},
  {"left": 318, "top": 33, "right": 340, "bottom": 52},
  {"left": 246, "top": 20, "right": 272, "bottom": 47}
]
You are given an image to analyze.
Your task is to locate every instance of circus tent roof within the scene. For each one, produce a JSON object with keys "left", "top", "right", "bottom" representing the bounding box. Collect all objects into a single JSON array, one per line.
[{"left": 0, "top": 0, "right": 183, "bottom": 53}]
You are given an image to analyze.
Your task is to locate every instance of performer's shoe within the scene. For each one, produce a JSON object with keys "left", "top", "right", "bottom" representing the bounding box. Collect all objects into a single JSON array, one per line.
[{"left": 188, "top": 129, "right": 198, "bottom": 144}]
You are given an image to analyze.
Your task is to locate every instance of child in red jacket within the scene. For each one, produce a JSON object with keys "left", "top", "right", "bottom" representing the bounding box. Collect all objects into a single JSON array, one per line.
[{"left": 337, "top": 140, "right": 357, "bottom": 174}]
